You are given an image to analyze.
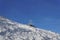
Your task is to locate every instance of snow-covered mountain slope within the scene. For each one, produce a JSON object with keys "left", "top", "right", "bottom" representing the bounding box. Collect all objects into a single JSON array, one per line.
[{"left": 0, "top": 16, "right": 60, "bottom": 40}]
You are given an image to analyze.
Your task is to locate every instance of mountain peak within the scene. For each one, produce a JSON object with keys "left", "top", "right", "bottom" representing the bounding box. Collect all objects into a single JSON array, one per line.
[{"left": 0, "top": 16, "right": 60, "bottom": 40}]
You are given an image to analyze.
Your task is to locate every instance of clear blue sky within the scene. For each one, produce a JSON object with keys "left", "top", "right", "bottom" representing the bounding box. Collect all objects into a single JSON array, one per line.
[{"left": 0, "top": 0, "right": 60, "bottom": 33}]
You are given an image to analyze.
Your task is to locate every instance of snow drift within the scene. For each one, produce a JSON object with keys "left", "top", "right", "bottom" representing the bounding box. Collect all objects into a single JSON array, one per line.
[{"left": 0, "top": 16, "right": 60, "bottom": 40}]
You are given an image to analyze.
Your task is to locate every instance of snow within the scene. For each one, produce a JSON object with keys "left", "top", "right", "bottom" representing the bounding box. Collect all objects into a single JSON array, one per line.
[{"left": 0, "top": 16, "right": 60, "bottom": 40}]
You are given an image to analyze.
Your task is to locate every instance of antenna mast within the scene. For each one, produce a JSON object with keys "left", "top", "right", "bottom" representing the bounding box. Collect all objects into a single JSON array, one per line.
[{"left": 29, "top": 20, "right": 32, "bottom": 25}]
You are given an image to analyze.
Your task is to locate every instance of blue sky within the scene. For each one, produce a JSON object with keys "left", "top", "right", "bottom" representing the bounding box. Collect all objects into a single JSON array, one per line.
[{"left": 0, "top": 0, "right": 60, "bottom": 33}]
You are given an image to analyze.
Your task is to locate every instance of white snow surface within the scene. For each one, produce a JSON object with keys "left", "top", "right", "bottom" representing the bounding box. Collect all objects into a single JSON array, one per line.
[{"left": 0, "top": 16, "right": 60, "bottom": 40}]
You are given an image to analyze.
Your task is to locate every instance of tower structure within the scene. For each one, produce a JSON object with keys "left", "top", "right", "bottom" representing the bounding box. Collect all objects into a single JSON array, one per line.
[
  {"left": 28, "top": 20, "right": 35, "bottom": 27},
  {"left": 29, "top": 20, "right": 32, "bottom": 25}
]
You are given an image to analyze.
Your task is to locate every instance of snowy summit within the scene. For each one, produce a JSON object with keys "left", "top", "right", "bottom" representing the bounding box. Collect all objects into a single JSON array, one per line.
[{"left": 0, "top": 16, "right": 60, "bottom": 40}]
